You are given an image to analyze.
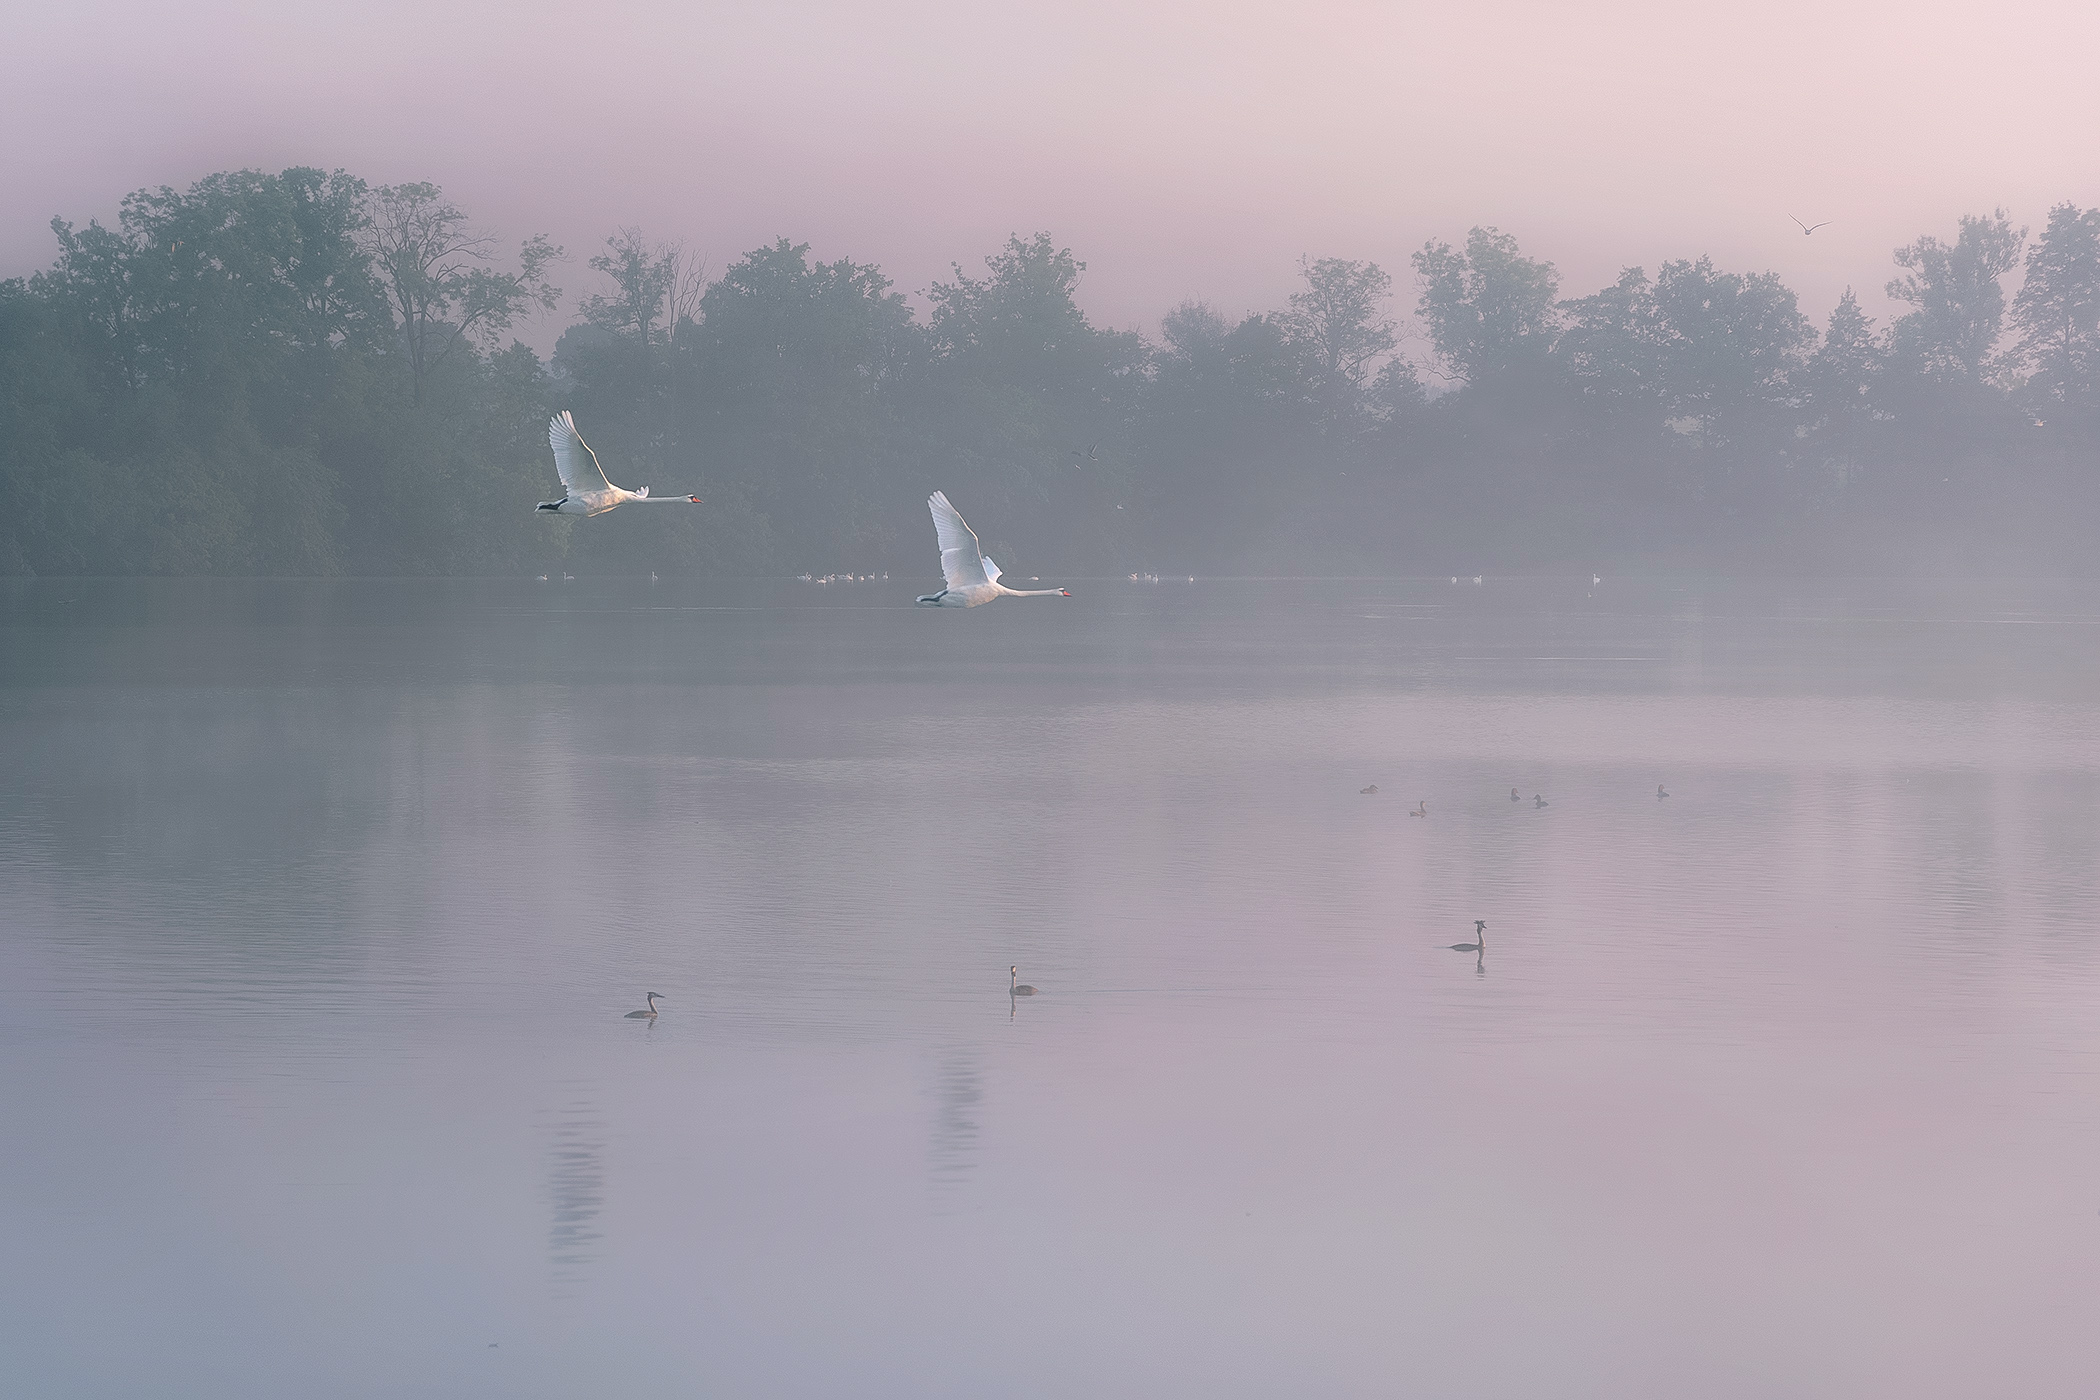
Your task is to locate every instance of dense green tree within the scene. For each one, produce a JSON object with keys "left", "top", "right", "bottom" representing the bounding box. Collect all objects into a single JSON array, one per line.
[
  {"left": 581, "top": 227, "right": 676, "bottom": 349},
  {"left": 1281, "top": 257, "right": 1395, "bottom": 397},
  {"left": 1557, "top": 267, "right": 1665, "bottom": 424},
  {"left": 652, "top": 237, "right": 922, "bottom": 570},
  {"left": 1648, "top": 257, "right": 1813, "bottom": 453},
  {"left": 1885, "top": 210, "right": 2026, "bottom": 387},
  {"left": 11, "top": 163, "right": 2100, "bottom": 582},
  {"left": 922, "top": 234, "right": 1146, "bottom": 571},
  {"left": 1411, "top": 227, "right": 1560, "bottom": 385},
  {"left": 361, "top": 182, "right": 560, "bottom": 404},
  {"left": 2011, "top": 203, "right": 2100, "bottom": 411},
  {"left": 1802, "top": 289, "right": 1884, "bottom": 480}
]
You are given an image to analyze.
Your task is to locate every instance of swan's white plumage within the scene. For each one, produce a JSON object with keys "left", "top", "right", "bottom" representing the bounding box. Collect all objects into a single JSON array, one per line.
[
  {"left": 916, "top": 491, "right": 1069, "bottom": 607},
  {"left": 929, "top": 491, "right": 992, "bottom": 589},
  {"left": 537, "top": 411, "right": 700, "bottom": 517},
  {"left": 549, "top": 411, "right": 613, "bottom": 494}
]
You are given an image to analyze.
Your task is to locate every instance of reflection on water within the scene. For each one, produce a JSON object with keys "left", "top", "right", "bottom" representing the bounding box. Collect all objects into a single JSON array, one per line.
[
  {"left": 4, "top": 576, "right": 2100, "bottom": 1399},
  {"left": 926, "top": 1052, "right": 981, "bottom": 1204},
  {"left": 543, "top": 1095, "right": 605, "bottom": 1296}
]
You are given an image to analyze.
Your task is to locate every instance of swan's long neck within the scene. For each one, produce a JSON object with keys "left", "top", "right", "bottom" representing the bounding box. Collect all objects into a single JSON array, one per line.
[
  {"left": 999, "top": 586, "right": 1068, "bottom": 597},
  {"left": 631, "top": 491, "right": 701, "bottom": 504},
  {"left": 646, "top": 994, "right": 659, "bottom": 1011}
]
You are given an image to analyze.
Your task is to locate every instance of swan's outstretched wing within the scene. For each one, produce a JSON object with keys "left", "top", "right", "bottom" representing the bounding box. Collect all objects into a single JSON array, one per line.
[
  {"left": 928, "top": 491, "right": 990, "bottom": 589},
  {"left": 982, "top": 556, "right": 1002, "bottom": 584},
  {"left": 549, "top": 412, "right": 615, "bottom": 494}
]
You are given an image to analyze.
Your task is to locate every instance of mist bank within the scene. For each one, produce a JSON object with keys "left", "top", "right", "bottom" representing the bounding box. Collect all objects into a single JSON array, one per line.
[{"left": 3, "top": 167, "right": 2096, "bottom": 580}]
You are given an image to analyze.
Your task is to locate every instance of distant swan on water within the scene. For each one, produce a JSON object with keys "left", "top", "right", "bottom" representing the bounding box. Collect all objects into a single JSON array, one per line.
[
  {"left": 1510, "top": 787, "right": 1520, "bottom": 801},
  {"left": 1657, "top": 784, "right": 1670, "bottom": 798},
  {"left": 1360, "top": 784, "right": 1379, "bottom": 795},
  {"left": 1010, "top": 966, "right": 1037, "bottom": 996},
  {"left": 1534, "top": 794, "right": 1549, "bottom": 807},
  {"left": 1410, "top": 801, "right": 1427, "bottom": 817},
  {"left": 625, "top": 992, "right": 664, "bottom": 1019},
  {"left": 1447, "top": 921, "right": 1487, "bottom": 952}
]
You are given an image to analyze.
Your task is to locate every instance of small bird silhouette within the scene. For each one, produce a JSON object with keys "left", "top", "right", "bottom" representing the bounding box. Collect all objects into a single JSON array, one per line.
[
  {"left": 1446, "top": 921, "right": 1487, "bottom": 952},
  {"left": 1410, "top": 801, "right": 1427, "bottom": 818},
  {"left": 1360, "top": 784, "right": 1379, "bottom": 795},
  {"left": 1790, "top": 216, "right": 1832, "bottom": 236},
  {"left": 1509, "top": 787, "right": 1520, "bottom": 801},
  {"left": 1534, "top": 794, "right": 1549, "bottom": 808},
  {"left": 1657, "top": 784, "right": 1670, "bottom": 799}
]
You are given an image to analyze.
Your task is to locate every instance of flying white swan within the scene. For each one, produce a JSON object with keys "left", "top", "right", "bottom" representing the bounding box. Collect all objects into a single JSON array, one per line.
[
  {"left": 915, "top": 491, "right": 1070, "bottom": 607},
  {"left": 535, "top": 412, "right": 701, "bottom": 517}
]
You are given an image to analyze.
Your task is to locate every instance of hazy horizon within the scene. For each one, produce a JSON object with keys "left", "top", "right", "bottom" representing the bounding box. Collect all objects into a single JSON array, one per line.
[
  {"left": 11, "top": 0, "right": 2099, "bottom": 346},
  {"left": 11, "top": 9, "right": 2100, "bottom": 1390}
]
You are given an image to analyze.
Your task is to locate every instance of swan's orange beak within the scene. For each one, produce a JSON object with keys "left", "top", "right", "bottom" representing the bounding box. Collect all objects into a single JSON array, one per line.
[{"left": 1059, "top": 589, "right": 1071, "bottom": 596}]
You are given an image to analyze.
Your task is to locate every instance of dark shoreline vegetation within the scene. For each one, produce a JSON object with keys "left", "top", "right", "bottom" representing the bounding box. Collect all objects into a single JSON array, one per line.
[{"left": 2, "top": 167, "right": 2096, "bottom": 579}]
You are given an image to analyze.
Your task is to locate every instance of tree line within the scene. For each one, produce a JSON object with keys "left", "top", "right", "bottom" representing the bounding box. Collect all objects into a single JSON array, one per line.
[{"left": 3, "top": 166, "right": 2096, "bottom": 579}]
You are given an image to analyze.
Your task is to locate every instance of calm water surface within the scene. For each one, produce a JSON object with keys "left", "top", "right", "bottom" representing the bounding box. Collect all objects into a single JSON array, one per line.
[{"left": 3, "top": 576, "right": 2098, "bottom": 1398}]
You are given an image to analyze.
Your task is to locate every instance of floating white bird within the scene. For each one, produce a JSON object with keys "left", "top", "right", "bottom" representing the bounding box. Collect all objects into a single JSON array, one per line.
[
  {"left": 915, "top": 492, "right": 1070, "bottom": 607},
  {"left": 536, "top": 411, "right": 701, "bottom": 518},
  {"left": 625, "top": 992, "right": 664, "bottom": 1019},
  {"left": 1010, "top": 966, "right": 1038, "bottom": 996}
]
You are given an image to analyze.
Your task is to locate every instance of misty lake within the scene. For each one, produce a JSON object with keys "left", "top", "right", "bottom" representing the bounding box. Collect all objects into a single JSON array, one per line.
[{"left": 4, "top": 575, "right": 2098, "bottom": 1398}]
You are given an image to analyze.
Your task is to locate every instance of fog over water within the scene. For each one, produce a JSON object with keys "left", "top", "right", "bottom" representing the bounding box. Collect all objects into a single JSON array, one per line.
[
  {"left": 7, "top": 1, "right": 2100, "bottom": 1389},
  {"left": 4, "top": 578, "right": 2098, "bottom": 1397}
]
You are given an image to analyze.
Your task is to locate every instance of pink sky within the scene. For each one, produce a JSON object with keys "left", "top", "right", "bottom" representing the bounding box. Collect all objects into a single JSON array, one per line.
[{"left": 10, "top": 0, "right": 2098, "bottom": 350}]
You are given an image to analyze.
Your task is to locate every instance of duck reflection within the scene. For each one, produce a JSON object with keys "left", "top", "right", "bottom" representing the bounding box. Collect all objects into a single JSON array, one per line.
[
  {"left": 544, "top": 1097, "right": 605, "bottom": 1296},
  {"left": 927, "top": 1053, "right": 982, "bottom": 1203}
]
